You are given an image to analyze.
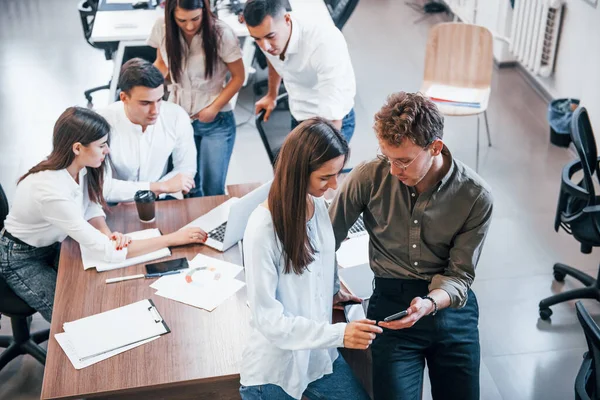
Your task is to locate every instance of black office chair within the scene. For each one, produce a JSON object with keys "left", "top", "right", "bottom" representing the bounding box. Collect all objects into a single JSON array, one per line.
[
  {"left": 575, "top": 301, "right": 600, "bottom": 400},
  {"left": 0, "top": 183, "right": 50, "bottom": 371},
  {"left": 538, "top": 107, "right": 600, "bottom": 320},
  {"left": 255, "top": 93, "right": 291, "bottom": 166},
  {"left": 325, "top": 0, "right": 360, "bottom": 30},
  {"left": 78, "top": 0, "right": 119, "bottom": 107}
]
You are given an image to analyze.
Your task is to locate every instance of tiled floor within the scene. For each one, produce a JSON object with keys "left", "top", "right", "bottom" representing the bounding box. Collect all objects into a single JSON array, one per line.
[{"left": 1, "top": 0, "right": 599, "bottom": 399}]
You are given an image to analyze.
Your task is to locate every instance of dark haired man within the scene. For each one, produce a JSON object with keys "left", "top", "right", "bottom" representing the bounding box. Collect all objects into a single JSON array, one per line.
[
  {"left": 98, "top": 58, "right": 197, "bottom": 202},
  {"left": 330, "top": 92, "right": 494, "bottom": 400},
  {"left": 243, "top": 0, "right": 356, "bottom": 142}
]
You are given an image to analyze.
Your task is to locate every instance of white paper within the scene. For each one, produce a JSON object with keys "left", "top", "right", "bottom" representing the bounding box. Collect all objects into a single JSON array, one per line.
[
  {"left": 339, "top": 263, "right": 375, "bottom": 300},
  {"left": 425, "top": 84, "right": 482, "bottom": 104},
  {"left": 336, "top": 235, "right": 370, "bottom": 268},
  {"left": 55, "top": 333, "right": 159, "bottom": 370},
  {"left": 154, "top": 278, "right": 245, "bottom": 311},
  {"left": 63, "top": 299, "right": 168, "bottom": 360},
  {"left": 81, "top": 228, "right": 171, "bottom": 271}
]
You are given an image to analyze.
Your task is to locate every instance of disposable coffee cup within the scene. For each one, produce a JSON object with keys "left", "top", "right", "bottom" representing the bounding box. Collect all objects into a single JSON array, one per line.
[{"left": 134, "top": 190, "right": 156, "bottom": 223}]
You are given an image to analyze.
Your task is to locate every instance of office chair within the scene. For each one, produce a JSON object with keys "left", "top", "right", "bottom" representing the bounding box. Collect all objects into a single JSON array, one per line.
[
  {"left": 575, "top": 301, "right": 600, "bottom": 400},
  {"left": 420, "top": 23, "right": 494, "bottom": 172},
  {"left": 255, "top": 93, "right": 291, "bottom": 166},
  {"left": 0, "top": 183, "right": 50, "bottom": 371},
  {"left": 78, "top": 0, "right": 118, "bottom": 107},
  {"left": 325, "top": 0, "right": 360, "bottom": 30},
  {"left": 538, "top": 107, "right": 600, "bottom": 320}
]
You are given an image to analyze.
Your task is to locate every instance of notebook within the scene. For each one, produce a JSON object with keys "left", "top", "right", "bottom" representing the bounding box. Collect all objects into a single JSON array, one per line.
[
  {"left": 62, "top": 299, "right": 170, "bottom": 361},
  {"left": 80, "top": 228, "right": 171, "bottom": 272}
]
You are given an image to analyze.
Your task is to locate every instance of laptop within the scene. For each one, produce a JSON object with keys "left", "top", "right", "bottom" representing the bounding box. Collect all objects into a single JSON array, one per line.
[
  {"left": 184, "top": 181, "right": 272, "bottom": 252},
  {"left": 324, "top": 199, "right": 367, "bottom": 239}
]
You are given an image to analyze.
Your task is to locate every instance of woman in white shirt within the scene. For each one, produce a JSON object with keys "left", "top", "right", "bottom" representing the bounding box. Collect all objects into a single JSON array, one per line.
[
  {"left": 0, "top": 107, "right": 207, "bottom": 322},
  {"left": 240, "top": 119, "right": 382, "bottom": 400},
  {"left": 149, "top": 0, "right": 245, "bottom": 197}
]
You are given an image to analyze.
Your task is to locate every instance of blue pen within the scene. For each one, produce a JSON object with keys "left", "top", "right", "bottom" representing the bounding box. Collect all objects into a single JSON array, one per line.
[
  {"left": 145, "top": 270, "right": 183, "bottom": 278},
  {"left": 106, "top": 270, "right": 182, "bottom": 284}
]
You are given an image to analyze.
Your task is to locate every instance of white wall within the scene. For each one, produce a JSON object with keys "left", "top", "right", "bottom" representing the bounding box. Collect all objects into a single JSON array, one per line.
[{"left": 476, "top": 0, "right": 515, "bottom": 63}]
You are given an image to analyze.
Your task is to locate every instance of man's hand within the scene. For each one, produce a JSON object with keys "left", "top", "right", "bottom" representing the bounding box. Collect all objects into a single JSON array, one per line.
[
  {"left": 377, "top": 296, "right": 434, "bottom": 330},
  {"left": 333, "top": 287, "right": 362, "bottom": 310},
  {"left": 255, "top": 94, "right": 277, "bottom": 121},
  {"left": 193, "top": 104, "right": 219, "bottom": 123},
  {"left": 154, "top": 173, "right": 195, "bottom": 195}
]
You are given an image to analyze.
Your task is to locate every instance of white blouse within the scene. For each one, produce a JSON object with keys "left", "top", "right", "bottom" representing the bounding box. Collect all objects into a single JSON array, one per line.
[
  {"left": 147, "top": 16, "right": 243, "bottom": 116},
  {"left": 4, "top": 168, "right": 127, "bottom": 263},
  {"left": 240, "top": 197, "right": 346, "bottom": 399}
]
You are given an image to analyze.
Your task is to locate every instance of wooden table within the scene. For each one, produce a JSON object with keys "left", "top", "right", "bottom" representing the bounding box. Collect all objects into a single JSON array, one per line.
[{"left": 41, "top": 185, "right": 260, "bottom": 400}]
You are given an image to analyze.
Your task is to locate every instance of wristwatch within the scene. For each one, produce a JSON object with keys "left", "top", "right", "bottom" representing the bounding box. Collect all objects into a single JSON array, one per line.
[{"left": 421, "top": 295, "right": 438, "bottom": 316}]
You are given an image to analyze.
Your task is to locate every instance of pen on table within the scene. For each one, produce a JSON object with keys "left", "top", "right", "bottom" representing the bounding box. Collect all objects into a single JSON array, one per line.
[{"left": 105, "top": 270, "right": 182, "bottom": 284}]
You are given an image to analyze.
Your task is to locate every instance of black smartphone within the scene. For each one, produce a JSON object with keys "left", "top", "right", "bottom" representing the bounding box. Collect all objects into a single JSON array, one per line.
[
  {"left": 145, "top": 258, "right": 189, "bottom": 275},
  {"left": 383, "top": 309, "right": 409, "bottom": 322}
]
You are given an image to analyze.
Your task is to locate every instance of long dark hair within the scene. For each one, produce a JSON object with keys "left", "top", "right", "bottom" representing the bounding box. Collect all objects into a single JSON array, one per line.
[
  {"left": 164, "top": 0, "right": 220, "bottom": 83},
  {"left": 19, "top": 107, "right": 110, "bottom": 208},
  {"left": 269, "top": 118, "right": 349, "bottom": 275}
]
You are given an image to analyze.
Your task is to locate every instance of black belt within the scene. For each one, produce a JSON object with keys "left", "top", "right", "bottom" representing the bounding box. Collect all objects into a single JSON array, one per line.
[{"left": 0, "top": 228, "right": 30, "bottom": 246}]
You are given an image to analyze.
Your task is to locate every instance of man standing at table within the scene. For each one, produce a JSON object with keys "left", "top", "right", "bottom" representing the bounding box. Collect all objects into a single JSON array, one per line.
[
  {"left": 329, "top": 92, "right": 493, "bottom": 400},
  {"left": 243, "top": 0, "right": 357, "bottom": 142},
  {"left": 98, "top": 58, "right": 197, "bottom": 203}
]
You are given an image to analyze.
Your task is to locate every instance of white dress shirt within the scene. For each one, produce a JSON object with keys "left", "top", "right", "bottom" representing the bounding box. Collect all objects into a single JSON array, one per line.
[
  {"left": 4, "top": 169, "right": 127, "bottom": 262},
  {"left": 98, "top": 101, "right": 197, "bottom": 202},
  {"left": 262, "top": 14, "right": 356, "bottom": 122},
  {"left": 240, "top": 197, "right": 346, "bottom": 399},
  {"left": 147, "top": 16, "right": 243, "bottom": 116}
]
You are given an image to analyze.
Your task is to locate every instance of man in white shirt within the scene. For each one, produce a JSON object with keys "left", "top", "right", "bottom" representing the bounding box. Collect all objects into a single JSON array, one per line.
[
  {"left": 243, "top": 0, "right": 357, "bottom": 143},
  {"left": 98, "top": 58, "right": 197, "bottom": 203}
]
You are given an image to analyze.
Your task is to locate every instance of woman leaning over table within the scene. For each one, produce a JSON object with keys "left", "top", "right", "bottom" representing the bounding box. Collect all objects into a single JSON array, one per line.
[
  {"left": 149, "top": 0, "right": 245, "bottom": 197},
  {"left": 0, "top": 107, "right": 207, "bottom": 322},
  {"left": 239, "top": 118, "right": 382, "bottom": 400}
]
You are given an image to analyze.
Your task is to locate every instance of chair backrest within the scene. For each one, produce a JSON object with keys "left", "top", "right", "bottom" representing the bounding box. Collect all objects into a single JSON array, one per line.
[
  {"left": 423, "top": 22, "right": 494, "bottom": 89},
  {"left": 78, "top": 0, "right": 98, "bottom": 41},
  {"left": 326, "top": 0, "right": 360, "bottom": 30},
  {"left": 0, "top": 183, "right": 9, "bottom": 231},
  {"left": 571, "top": 107, "right": 599, "bottom": 200},
  {"left": 255, "top": 93, "right": 291, "bottom": 167},
  {"left": 576, "top": 301, "right": 600, "bottom": 400}
]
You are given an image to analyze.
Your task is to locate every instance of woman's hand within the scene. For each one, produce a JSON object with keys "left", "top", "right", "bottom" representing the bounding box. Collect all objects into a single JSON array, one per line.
[
  {"left": 333, "top": 287, "right": 362, "bottom": 310},
  {"left": 167, "top": 227, "right": 208, "bottom": 247},
  {"left": 110, "top": 232, "right": 132, "bottom": 251},
  {"left": 193, "top": 105, "right": 219, "bottom": 123},
  {"left": 343, "top": 319, "right": 383, "bottom": 350}
]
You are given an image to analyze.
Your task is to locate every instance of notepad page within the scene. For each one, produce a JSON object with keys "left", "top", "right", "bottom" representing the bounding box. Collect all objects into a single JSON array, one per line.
[
  {"left": 80, "top": 228, "right": 171, "bottom": 271},
  {"left": 63, "top": 299, "right": 168, "bottom": 360}
]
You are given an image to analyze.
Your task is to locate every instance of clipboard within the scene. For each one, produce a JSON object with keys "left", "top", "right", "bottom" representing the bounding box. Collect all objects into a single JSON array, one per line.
[{"left": 62, "top": 299, "right": 170, "bottom": 361}]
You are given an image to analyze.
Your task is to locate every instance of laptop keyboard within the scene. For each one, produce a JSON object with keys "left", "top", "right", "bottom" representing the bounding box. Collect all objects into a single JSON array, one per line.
[
  {"left": 208, "top": 222, "right": 227, "bottom": 243},
  {"left": 348, "top": 215, "right": 366, "bottom": 236}
]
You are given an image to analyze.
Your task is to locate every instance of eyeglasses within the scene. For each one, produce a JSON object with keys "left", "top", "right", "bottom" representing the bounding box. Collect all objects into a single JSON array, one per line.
[{"left": 377, "top": 147, "right": 427, "bottom": 171}]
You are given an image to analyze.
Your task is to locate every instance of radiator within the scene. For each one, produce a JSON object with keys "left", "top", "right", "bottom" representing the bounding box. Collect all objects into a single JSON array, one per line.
[{"left": 509, "top": 0, "right": 564, "bottom": 78}]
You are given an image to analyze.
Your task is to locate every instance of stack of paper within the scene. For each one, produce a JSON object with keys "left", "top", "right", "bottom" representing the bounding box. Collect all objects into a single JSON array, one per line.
[
  {"left": 150, "top": 254, "right": 245, "bottom": 311},
  {"left": 81, "top": 228, "right": 171, "bottom": 272},
  {"left": 425, "top": 84, "right": 483, "bottom": 108},
  {"left": 55, "top": 299, "right": 169, "bottom": 369}
]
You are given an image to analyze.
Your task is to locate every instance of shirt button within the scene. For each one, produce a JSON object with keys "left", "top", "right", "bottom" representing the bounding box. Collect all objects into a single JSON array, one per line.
[
  {"left": 411, "top": 193, "right": 415, "bottom": 197},
  {"left": 412, "top": 244, "right": 417, "bottom": 248},
  {"left": 414, "top": 262, "right": 419, "bottom": 266},
  {"left": 414, "top": 220, "right": 418, "bottom": 224}
]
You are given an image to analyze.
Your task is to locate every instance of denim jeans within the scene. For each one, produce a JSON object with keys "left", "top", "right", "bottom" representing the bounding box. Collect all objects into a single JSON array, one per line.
[
  {"left": 190, "top": 110, "right": 236, "bottom": 197},
  {"left": 239, "top": 354, "right": 369, "bottom": 400},
  {"left": 291, "top": 109, "right": 356, "bottom": 144},
  {"left": 367, "top": 278, "right": 480, "bottom": 400},
  {"left": 0, "top": 235, "right": 60, "bottom": 322}
]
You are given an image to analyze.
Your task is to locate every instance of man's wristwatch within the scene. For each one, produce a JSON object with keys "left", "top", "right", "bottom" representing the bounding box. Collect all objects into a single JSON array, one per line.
[{"left": 422, "top": 295, "right": 438, "bottom": 316}]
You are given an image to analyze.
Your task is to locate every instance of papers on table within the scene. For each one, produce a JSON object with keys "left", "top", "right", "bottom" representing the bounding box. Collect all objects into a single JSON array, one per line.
[
  {"left": 425, "top": 84, "right": 483, "bottom": 108},
  {"left": 336, "top": 235, "right": 370, "bottom": 268},
  {"left": 56, "top": 299, "right": 169, "bottom": 369},
  {"left": 150, "top": 254, "right": 245, "bottom": 311},
  {"left": 81, "top": 228, "right": 171, "bottom": 272}
]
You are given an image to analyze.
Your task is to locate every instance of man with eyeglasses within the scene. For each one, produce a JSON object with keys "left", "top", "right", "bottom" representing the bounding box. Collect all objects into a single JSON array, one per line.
[{"left": 329, "top": 92, "right": 493, "bottom": 400}]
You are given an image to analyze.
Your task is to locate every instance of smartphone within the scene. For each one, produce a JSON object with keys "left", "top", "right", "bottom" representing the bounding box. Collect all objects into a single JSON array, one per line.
[
  {"left": 145, "top": 258, "right": 189, "bottom": 275},
  {"left": 383, "top": 309, "right": 409, "bottom": 322}
]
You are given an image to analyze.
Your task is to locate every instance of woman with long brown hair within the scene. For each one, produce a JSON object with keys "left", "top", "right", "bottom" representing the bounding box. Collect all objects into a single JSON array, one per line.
[
  {"left": 239, "top": 119, "right": 381, "bottom": 400},
  {"left": 148, "top": 0, "right": 244, "bottom": 197},
  {"left": 0, "top": 107, "right": 207, "bottom": 322}
]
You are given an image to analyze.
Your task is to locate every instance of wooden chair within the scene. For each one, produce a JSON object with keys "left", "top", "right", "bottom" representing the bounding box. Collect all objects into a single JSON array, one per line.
[{"left": 420, "top": 22, "right": 494, "bottom": 172}]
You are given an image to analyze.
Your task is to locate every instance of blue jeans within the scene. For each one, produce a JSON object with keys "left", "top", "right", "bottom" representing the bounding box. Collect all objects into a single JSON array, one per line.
[
  {"left": 190, "top": 110, "right": 236, "bottom": 197},
  {"left": 0, "top": 235, "right": 60, "bottom": 322},
  {"left": 239, "top": 354, "right": 369, "bottom": 400},
  {"left": 291, "top": 109, "right": 356, "bottom": 144},
  {"left": 368, "top": 278, "right": 480, "bottom": 400}
]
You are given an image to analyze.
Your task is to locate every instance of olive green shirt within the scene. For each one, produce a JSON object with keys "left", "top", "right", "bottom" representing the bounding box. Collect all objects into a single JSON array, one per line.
[{"left": 329, "top": 147, "right": 493, "bottom": 308}]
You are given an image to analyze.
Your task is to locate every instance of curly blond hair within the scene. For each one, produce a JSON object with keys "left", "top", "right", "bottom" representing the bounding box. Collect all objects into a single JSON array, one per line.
[{"left": 374, "top": 92, "right": 444, "bottom": 147}]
